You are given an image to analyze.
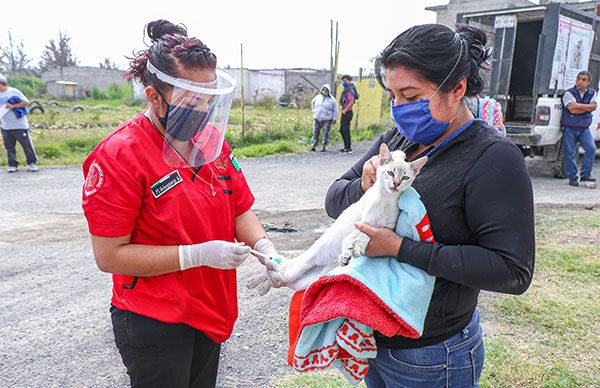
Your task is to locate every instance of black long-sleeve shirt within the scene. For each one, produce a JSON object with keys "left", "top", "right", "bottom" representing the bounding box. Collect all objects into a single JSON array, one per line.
[{"left": 325, "top": 120, "right": 535, "bottom": 348}]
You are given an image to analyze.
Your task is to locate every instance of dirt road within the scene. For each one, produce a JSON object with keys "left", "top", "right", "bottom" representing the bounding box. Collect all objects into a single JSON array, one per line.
[{"left": 1, "top": 143, "right": 598, "bottom": 387}]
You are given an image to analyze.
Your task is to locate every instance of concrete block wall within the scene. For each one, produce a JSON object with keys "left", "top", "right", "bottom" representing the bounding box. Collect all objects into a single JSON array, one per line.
[
  {"left": 41, "top": 66, "right": 128, "bottom": 99},
  {"left": 223, "top": 68, "right": 286, "bottom": 104},
  {"left": 284, "top": 70, "right": 331, "bottom": 94}
]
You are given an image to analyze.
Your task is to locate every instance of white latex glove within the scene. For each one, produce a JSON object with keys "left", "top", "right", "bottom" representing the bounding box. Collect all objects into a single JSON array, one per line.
[
  {"left": 254, "top": 238, "right": 283, "bottom": 266},
  {"left": 246, "top": 238, "right": 285, "bottom": 295},
  {"left": 178, "top": 240, "right": 251, "bottom": 270}
]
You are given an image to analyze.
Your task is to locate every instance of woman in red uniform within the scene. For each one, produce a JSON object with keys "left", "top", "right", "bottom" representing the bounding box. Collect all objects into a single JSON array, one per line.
[{"left": 82, "top": 20, "right": 280, "bottom": 387}]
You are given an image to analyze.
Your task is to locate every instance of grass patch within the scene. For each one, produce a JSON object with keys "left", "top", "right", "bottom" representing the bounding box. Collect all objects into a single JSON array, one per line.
[
  {"left": 28, "top": 99, "right": 140, "bottom": 129},
  {"left": 235, "top": 141, "right": 302, "bottom": 158},
  {"left": 352, "top": 124, "right": 388, "bottom": 142},
  {"left": 480, "top": 339, "right": 579, "bottom": 387},
  {"left": 479, "top": 209, "right": 600, "bottom": 387}
]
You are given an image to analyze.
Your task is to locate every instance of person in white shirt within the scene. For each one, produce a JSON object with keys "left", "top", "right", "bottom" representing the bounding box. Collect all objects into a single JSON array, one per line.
[{"left": 0, "top": 73, "right": 38, "bottom": 172}]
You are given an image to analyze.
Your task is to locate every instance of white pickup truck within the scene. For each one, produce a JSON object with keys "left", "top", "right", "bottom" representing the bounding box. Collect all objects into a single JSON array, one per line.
[{"left": 459, "top": 3, "right": 600, "bottom": 178}]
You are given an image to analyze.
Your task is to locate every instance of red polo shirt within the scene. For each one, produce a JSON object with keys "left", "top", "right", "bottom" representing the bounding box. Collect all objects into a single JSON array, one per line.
[{"left": 81, "top": 113, "right": 254, "bottom": 343}]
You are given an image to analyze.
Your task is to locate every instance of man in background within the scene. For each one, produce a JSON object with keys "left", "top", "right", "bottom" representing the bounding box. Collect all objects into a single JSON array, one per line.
[
  {"left": 561, "top": 70, "right": 597, "bottom": 187},
  {"left": 0, "top": 73, "right": 38, "bottom": 172},
  {"left": 339, "top": 75, "right": 358, "bottom": 154},
  {"left": 310, "top": 84, "right": 337, "bottom": 152}
]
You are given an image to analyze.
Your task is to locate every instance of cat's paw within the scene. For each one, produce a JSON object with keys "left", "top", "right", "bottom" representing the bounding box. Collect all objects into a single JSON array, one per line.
[
  {"left": 339, "top": 243, "right": 354, "bottom": 266},
  {"left": 338, "top": 253, "right": 351, "bottom": 266},
  {"left": 351, "top": 232, "right": 371, "bottom": 258}
]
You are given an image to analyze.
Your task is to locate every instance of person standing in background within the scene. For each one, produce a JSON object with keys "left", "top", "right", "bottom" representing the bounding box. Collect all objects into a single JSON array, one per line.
[
  {"left": 339, "top": 75, "right": 357, "bottom": 154},
  {"left": 0, "top": 73, "right": 38, "bottom": 173},
  {"left": 561, "top": 70, "right": 597, "bottom": 187},
  {"left": 310, "top": 84, "right": 338, "bottom": 152}
]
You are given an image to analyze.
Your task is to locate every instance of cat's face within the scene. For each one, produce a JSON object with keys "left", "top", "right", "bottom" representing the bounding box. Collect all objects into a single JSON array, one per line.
[{"left": 376, "top": 144, "right": 427, "bottom": 194}]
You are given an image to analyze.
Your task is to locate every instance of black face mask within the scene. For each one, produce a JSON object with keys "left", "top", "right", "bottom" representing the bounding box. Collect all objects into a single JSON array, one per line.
[
  {"left": 166, "top": 105, "right": 212, "bottom": 141},
  {"left": 156, "top": 91, "right": 213, "bottom": 142}
]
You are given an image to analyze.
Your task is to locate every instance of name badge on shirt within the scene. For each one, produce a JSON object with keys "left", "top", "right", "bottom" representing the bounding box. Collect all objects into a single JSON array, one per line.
[{"left": 151, "top": 170, "right": 183, "bottom": 198}]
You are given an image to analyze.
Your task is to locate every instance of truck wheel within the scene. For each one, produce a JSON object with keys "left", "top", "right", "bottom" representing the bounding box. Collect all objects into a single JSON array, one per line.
[{"left": 551, "top": 140, "right": 566, "bottom": 179}]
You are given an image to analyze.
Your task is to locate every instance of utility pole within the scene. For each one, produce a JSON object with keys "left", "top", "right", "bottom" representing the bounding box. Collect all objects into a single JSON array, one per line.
[
  {"left": 330, "top": 20, "right": 339, "bottom": 96},
  {"left": 333, "top": 40, "right": 340, "bottom": 96},
  {"left": 330, "top": 20, "right": 334, "bottom": 75}
]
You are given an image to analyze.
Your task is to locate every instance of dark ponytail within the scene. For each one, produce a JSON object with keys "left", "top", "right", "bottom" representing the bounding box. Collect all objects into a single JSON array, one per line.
[
  {"left": 375, "top": 23, "right": 491, "bottom": 97},
  {"left": 125, "top": 19, "right": 217, "bottom": 95}
]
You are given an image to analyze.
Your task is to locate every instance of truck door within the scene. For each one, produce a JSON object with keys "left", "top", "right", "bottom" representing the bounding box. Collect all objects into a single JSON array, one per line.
[{"left": 463, "top": 14, "right": 517, "bottom": 105}]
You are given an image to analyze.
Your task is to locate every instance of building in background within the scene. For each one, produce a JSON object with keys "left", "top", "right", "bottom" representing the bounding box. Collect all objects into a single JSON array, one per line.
[
  {"left": 427, "top": 0, "right": 600, "bottom": 28},
  {"left": 426, "top": 0, "right": 535, "bottom": 27},
  {"left": 223, "top": 68, "right": 331, "bottom": 105},
  {"left": 41, "top": 66, "right": 128, "bottom": 99}
]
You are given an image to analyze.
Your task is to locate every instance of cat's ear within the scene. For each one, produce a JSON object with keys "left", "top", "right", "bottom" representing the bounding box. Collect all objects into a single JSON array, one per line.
[
  {"left": 379, "top": 143, "right": 391, "bottom": 165},
  {"left": 410, "top": 156, "right": 428, "bottom": 175}
]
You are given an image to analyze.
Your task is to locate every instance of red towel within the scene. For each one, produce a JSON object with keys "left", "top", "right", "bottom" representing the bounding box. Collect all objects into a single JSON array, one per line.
[{"left": 287, "top": 274, "right": 420, "bottom": 366}]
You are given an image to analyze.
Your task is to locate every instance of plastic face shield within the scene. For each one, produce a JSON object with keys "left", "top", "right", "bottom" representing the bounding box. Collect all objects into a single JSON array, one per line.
[{"left": 147, "top": 61, "right": 236, "bottom": 167}]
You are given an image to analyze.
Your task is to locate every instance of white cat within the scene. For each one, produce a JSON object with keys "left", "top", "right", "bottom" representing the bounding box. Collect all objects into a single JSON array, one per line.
[{"left": 248, "top": 144, "right": 427, "bottom": 294}]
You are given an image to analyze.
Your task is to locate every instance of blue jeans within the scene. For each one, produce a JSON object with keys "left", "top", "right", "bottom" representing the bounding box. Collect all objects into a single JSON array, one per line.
[
  {"left": 563, "top": 126, "right": 597, "bottom": 180},
  {"left": 365, "top": 310, "right": 484, "bottom": 388}
]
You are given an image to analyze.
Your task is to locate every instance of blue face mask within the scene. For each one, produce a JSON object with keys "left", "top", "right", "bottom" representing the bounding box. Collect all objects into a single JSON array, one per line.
[
  {"left": 391, "top": 99, "right": 454, "bottom": 146},
  {"left": 390, "top": 37, "right": 465, "bottom": 145},
  {"left": 342, "top": 81, "right": 349, "bottom": 88}
]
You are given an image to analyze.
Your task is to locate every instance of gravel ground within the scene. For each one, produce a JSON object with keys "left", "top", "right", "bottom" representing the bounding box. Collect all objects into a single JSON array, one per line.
[{"left": 1, "top": 141, "right": 599, "bottom": 387}]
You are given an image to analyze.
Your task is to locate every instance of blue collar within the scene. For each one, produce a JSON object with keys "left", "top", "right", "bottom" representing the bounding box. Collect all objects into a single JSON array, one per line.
[{"left": 426, "top": 119, "right": 478, "bottom": 157}]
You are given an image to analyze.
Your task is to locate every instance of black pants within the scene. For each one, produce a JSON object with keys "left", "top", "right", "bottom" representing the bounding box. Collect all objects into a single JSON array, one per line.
[
  {"left": 111, "top": 306, "right": 221, "bottom": 388},
  {"left": 1, "top": 128, "right": 38, "bottom": 167},
  {"left": 340, "top": 110, "right": 354, "bottom": 150}
]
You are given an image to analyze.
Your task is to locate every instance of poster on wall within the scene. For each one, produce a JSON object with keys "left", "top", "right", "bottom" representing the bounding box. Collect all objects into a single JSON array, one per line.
[
  {"left": 564, "top": 19, "right": 594, "bottom": 88},
  {"left": 549, "top": 15, "right": 572, "bottom": 90}
]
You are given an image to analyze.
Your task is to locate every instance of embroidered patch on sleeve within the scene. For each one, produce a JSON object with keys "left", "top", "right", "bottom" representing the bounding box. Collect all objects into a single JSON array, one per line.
[
  {"left": 84, "top": 160, "right": 104, "bottom": 197},
  {"left": 214, "top": 152, "right": 230, "bottom": 172},
  {"left": 229, "top": 151, "right": 241, "bottom": 173}
]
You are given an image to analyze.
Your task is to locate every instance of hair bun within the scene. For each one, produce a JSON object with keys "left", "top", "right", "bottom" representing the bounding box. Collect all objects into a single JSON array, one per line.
[
  {"left": 456, "top": 24, "right": 491, "bottom": 67},
  {"left": 146, "top": 19, "right": 187, "bottom": 43}
]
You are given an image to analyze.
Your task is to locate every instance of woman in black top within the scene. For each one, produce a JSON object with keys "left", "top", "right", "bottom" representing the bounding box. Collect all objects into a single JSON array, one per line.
[{"left": 325, "top": 24, "right": 535, "bottom": 387}]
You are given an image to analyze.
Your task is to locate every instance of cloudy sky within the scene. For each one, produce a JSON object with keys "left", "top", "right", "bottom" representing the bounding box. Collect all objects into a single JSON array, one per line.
[{"left": 4, "top": 0, "right": 467, "bottom": 75}]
